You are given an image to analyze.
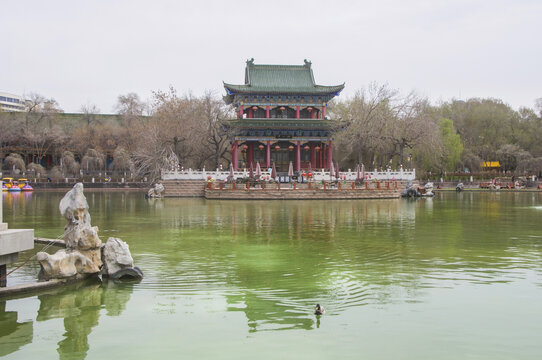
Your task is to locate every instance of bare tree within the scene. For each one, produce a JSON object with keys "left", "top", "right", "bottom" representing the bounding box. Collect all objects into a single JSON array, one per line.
[
  {"left": 131, "top": 121, "right": 177, "bottom": 179},
  {"left": 201, "top": 91, "right": 234, "bottom": 168},
  {"left": 80, "top": 103, "right": 101, "bottom": 127},
  {"left": 112, "top": 147, "right": 135, "bottom": 173},
  {"left": 27, "top": 163, "right": 46, "bottom": 178},
  {"left": 332, "top": 83, "right": 398, "bottom": 167},
  {"left": 81, "top": 149, "right": 105, "bottom": 172},
  {"left": 115, "top": 93, "right": 147, "bottom": 117},
  {"left": 5, "top": 153, "right": 26, "bottom": 173},
  {"left": 332, "top": 83, "right": 438, "bottom": 169},
  {"left": 147, "top": 87, "right": 207, "bottom": 168},
  {"left": 0, "top": 114, "right": 17, "bottom": 160},
  {"left": 22, "top": 126, "right": 66, "bottom": 165},
  {"left": 61, "top": 151, "right": 80, "bottom": 177},
  {"left": 25, "top": 92, "right": 62, "bottom": 114},
  {"left": 385, "top": 94, "right": 438, "bottom": 165}
]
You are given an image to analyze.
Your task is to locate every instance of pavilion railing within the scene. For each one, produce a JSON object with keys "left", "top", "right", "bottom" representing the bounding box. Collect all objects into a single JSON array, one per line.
[
  {"left": 205, "top": 180, "right": 403, "bottom": 191},
  {"left": 162, "top": 168, "right": 416, "bottom": 181}
]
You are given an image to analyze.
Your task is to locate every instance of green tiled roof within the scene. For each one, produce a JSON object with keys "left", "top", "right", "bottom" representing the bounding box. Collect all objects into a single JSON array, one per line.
[{"left": 224, "top": 59, "right": 344, "bottom": 95}]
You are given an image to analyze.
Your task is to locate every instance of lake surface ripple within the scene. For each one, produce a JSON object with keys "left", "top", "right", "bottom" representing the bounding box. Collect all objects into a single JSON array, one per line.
[{"left": 1, "top": 191, "right": 542, "bottom": 359}]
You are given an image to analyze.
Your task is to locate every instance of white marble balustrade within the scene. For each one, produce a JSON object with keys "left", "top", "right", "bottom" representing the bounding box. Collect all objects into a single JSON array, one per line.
[{"left": 162, "top": 168, "right": 416, "bottom": 181}]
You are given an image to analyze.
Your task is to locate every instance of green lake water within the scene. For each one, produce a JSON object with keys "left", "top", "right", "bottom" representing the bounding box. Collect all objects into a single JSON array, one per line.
[{"left": 1, "top": 191, "right": 542, "bottom": 359}]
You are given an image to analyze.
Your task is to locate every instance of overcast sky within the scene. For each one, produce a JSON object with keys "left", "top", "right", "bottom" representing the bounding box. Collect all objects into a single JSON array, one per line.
[{"left": 2, "top": 0, "right": 540, "bottom": 113}]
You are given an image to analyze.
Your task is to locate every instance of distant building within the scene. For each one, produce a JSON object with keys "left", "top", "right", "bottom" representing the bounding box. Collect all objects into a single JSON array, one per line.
[{"left": 0, "top": 92, "right": 26, "bottom": 112}]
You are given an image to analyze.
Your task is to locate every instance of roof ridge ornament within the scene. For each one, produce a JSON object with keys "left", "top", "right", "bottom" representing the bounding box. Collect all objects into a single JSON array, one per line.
[
  {"left": 304, "top": 59, "right": 312, "bottom": 67},
  {"left": 246, "top": 58, "right": 255, "bottom": 66}
]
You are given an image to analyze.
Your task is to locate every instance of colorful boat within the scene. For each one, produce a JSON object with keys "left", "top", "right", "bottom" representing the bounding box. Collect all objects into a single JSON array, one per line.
[
  {"left": 2, "top": 177, "right": 14, "bottom": 191},
  {"left": 8, "top": 183, "right": 21, "bottom": 192},
  {"left": 8, "top": 180, "right": 21, "bottom": 191},
  {"left": 18, "top": 178, "right": 34, "bottom": 191}
]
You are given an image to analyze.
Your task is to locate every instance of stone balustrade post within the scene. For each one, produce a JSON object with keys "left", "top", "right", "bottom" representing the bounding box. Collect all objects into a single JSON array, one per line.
[{"left": 0, "top": 176, "right": 4, "bottom": 230}]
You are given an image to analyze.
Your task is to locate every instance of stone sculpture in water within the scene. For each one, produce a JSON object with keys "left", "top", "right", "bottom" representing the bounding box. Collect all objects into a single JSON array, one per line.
[
  {"left": 146, "top": 182, "right": 165, "bottom": 198},
  {"left": 37, "top": 183, "right": 143, "bottom": 281}
]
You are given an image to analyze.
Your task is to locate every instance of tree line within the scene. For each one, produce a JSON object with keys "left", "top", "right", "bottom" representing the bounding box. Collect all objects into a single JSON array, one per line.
[
  {"left": 331, "top": 83, "right": 542, "bottom": 178},
  {"left": 1, "top": 85, "right": 541, "bottom": 180}
]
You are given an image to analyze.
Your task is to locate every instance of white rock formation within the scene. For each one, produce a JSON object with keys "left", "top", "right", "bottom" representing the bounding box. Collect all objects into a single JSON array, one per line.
[
  {"left": 101, "top": 237, "right": 134, "bottom": 276},
  {"left": 37, "top": 183, "right": 103, "bottom": 280},
  {"left": 36, "top": 250, "right": 90, "bottom": 279},
  {"left": 59, "top": 183, "right": 91, "bottom": 228}
]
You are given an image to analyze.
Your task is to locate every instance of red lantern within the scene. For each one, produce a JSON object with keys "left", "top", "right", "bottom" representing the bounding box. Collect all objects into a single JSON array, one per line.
[
  {"left": 280, "top": 106, "right": 285, "bottom": 111},
  {"left": 258, "top": 144, "right": 264, "bottom": 150},
  {"left": 307, "top": 107, "right": 313, "bottom": 112},
  {"left": 275, "top": 145, "right": 280, "bottom": 150},
  {"left": 308, "top": 172, "right": 313, "bottom": 177},
  {"left": 252, "top": 106, "right": 258, "bottom": 110},
  {"left": 315, "top": 146, "right": 321, "bottom": 151},
  {"left": 302, "top": 173, "right": 306, "bottom": 177},
  {"left": 242, "top": 145, "right": 248, "bottom": 150},
  {"left": 304, "top": 145, "right": 310, "bottom": 150},
  {"left": 288, "top": 145, "right": 294, "bottom": 151}
]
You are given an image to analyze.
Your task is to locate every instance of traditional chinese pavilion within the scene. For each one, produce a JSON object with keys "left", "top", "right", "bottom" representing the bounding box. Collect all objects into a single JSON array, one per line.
[{"left": 224, "top": 59, "right": 344, "bottom": 172}]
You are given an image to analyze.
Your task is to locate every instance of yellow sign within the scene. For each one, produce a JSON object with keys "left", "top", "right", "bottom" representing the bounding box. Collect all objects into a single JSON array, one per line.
[{"left": 481, "top": 161, "right": 501, "bottom": 168}]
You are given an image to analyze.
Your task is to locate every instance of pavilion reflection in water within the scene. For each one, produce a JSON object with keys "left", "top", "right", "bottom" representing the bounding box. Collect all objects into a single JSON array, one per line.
[{"left": 156, "top": 199, "right": 418, "bottom": 332}]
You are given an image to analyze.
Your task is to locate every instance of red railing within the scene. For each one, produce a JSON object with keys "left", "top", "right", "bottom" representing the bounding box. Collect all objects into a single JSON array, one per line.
[{"left": 205, "top": 181, "right": 401, "bottom": 191}]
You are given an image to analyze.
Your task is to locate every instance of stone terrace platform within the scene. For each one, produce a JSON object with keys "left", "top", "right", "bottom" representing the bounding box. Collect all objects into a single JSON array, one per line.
[{"left": 203, "top": 181, "right": 403, "bottom": 200}]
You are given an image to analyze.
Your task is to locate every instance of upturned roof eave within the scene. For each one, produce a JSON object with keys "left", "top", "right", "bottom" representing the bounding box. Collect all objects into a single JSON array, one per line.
[{"left": 223, "top": 83, "right": 345, "bottom": 96}]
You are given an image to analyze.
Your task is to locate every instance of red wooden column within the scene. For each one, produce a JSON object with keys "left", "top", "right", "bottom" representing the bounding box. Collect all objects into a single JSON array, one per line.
[
  {"left": 266, "top": 141, "right": 271, "bottom": 168},
  {"left": 266, "top": 106, "right": 270, "bottom": 118},
  {"left": 248, "top": 108, "right": 253, "bottom": 118},
  {"left": 247, "top": 142, "right": 254, "bottom": 166},
  {"left": 310, "top": 144, "right": 316, "bottom": 168},
  {"left": 327, "top": 141, "right": 333, "bottom": 170},
  {"left": 239, "top": 105, "right": 244, "bottom": 118},
  {"left": 296, "top": 106, "right": 300, "bottom": 119},
  {"left": 322, "top": 105, "right": 326, "bottom": 119},
  {"left": 296, "top": 141, "right": 301, "bottom": 172},
  {"left": 232, "top": 140, "right": 238, "bottom": 170},
  {"left": 320, "top": 144, "right": 326, "bottom": 169},
  {"left": 311, "top": 109, "right": 315, "bottom": 119}
]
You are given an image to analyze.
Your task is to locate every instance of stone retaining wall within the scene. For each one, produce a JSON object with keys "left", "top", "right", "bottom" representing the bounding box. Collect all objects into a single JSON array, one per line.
[
  {"left": 162, "top": 180, "right": 207, "bottom": 197},
  {"left": 204, "top": 189, "right": 401, "bottom": 200}
]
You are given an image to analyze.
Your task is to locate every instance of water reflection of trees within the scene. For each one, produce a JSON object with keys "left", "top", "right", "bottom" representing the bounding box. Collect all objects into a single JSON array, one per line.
[
  {"left": 146, "top": 195, "right": 542, "bottom": 332},
  {"left": 0, "top": 278, "right": 134, "bottom": 359},
  {"left": 35, "top": 279, "right": 134, "bottom": 360},
  {"left": 145, "top": 199, "right": 422, "bottom": 332}
]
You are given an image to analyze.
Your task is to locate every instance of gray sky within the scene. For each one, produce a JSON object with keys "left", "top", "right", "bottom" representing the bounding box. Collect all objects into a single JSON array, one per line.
[{"left": 2, "top": 0, "right": 540, "bottom": 113}]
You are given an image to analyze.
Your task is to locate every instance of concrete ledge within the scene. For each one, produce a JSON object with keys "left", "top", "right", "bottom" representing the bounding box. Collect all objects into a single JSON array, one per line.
[
  {"left": 204, "top": 189, "right": 401, "bottom": 200},
  {"left": 34, "top": 237, "right": 66, "bottom": 248},
  {"left": 0, "top": 229, "right": 34, "bottom": 263},
  {"left": 0, "top": 279, "right": 66, "bottom": 299}
]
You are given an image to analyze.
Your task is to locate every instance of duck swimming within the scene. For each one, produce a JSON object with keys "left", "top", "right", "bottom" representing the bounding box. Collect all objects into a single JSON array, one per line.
[{"left": 314, "top": 304, "right": 325, "bottom": 315}]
